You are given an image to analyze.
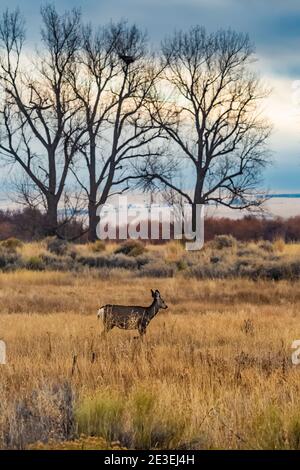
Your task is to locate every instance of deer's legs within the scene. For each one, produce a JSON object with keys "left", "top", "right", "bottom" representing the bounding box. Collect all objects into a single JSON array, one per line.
[
  {"left": 101, "top": 323, "right": 113, "bottom": 338},
  {"left": 138, "top": 325, "right": 146, "bottom": 338}
]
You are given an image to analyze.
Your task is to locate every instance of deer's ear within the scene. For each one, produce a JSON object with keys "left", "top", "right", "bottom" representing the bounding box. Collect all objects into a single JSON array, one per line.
[
  {"left": 151, "top": 289, "right": 155, "bottom": 297},
  {"left": 155, "top": 289, "right": 160, "bottom": 295}
]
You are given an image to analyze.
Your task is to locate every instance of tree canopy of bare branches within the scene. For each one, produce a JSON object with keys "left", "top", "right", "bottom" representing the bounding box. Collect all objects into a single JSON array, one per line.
[
  {"left": 69, "top": 21, "right": 164, "bottom": 240},
  {"left": 0, "top": 5, "right": 82, "bottom": 235},
  {"left": 139, "top": 27, "right": 271, "bottom": 228}
]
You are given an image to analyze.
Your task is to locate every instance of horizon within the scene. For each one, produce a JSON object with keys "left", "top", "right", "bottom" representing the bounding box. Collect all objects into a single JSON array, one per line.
[{"left": 1, "top": 191, "right": 300, "bottom": 218}]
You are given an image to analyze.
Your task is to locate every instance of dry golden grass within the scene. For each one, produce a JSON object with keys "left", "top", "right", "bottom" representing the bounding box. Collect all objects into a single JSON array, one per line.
[
  {"left": 273, "top": 238, "right": 286, "bottom": 253},
  {"left": 17, "top": 241, "right": 48, "bottom": 260},
  {"left": 146, "top": 240, "right": 185, "bottom": 262},
  {"left": 0, "top": 269, "right": 300, "bottom": 449},
  {"left": 282, "top": 242, "right": 300, "bottom": 256},
  {"left": 76, "top": 241, "right": 119, "bottom": 256}
]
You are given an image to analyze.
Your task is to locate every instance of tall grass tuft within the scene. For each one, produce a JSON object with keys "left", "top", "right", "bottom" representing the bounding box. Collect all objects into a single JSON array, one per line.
[{"left": 76, "top": 392, "right": 125, "bottom": 443}]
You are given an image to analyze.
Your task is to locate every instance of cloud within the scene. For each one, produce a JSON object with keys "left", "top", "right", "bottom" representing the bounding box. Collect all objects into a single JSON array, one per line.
[{"left": 0, "top": 0, "right": 299, "bottom": 190}]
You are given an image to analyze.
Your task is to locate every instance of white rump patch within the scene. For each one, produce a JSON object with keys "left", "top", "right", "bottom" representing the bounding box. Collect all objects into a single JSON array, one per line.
[{"left": 97, "top": 307, "right": 105, "bottom": 322}]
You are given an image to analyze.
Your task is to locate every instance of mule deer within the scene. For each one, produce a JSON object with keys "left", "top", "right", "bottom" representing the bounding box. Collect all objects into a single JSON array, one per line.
[{"left": 97, "top": 289, "right": 168, "bottom": 337}]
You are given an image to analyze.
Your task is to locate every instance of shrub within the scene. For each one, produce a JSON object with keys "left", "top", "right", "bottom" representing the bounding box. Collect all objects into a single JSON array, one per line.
[
  {"left": 90, "top": 240, "right": 106, "bottom": 253},
  {"left": 140, "top": 261, "right": 174, "bottom": 278},
  {"left": 176, "top": 259, "right": 188, "bottom": 271},
  {"left": 4, "top": 382, "right": 75, "bottom": 449},
  {"left": 0, "top": 248, "right": 22, "bottom": 271},
  {"left": 186, "top": 263, "right": 235, "bottom": 279},
  {"left": 1, "top": 238, "right": 23, "bottom": 252},
  {"left": 69, "top": 249, "right": 77, "bottom": 260},
  {"left": 212, "top": 234, "right": 237, "bottom": 250},
  {"left": 46, "top": 238, "right": 69, "bottom": 256},
  {"left": 258, "top": 240, "right": 274, "bottom": 253},
  {"left": 41, "top": 254, "right": 75, "bottom": 271},
  {"left": 254, "top": 261, "right": 300, "bottom": 281},
  {"left": 115, "top": 240, "right": 145, "bottom": 257},
  {"left": 77, "top": 254, "right": 140, "bottom": 271},
  {"left": 236, "top": 246, "right": 262, "bottom": 258},
  {"left": 106, "top": 255, "right": 140, "bottom": 270},
  {"left": 26, "top": 256, "right": 45, "bottom": 271}
]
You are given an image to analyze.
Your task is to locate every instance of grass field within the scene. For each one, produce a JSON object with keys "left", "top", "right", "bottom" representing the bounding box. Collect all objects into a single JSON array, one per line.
[{"left": 0, "top": 268, "right": 300, "bottom": 449}]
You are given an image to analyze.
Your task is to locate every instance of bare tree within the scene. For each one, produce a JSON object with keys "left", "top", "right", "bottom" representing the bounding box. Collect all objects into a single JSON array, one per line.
[
  {"left": 140, "top": 27, "right": 271, "bottom": 229},
  {"left": 70, "top": 21, "right": 164, "bottom": 241},
  {"left": 0, "top": 5, "right": 82, "bottom": 235}
]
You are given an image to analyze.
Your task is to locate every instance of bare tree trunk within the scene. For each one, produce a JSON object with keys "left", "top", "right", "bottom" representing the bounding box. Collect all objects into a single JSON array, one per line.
[
  {"left": 192, "top": 172, "right": 204, "bottom": 232},
  {"left": 45, "top": 195, "right": 58, "bottom": 236},
  {"left": 88, "top": 205, "right": 98, "bottom": 242},
  {"left": 87, "top": 137, "right": 99, "bottom": 242}
]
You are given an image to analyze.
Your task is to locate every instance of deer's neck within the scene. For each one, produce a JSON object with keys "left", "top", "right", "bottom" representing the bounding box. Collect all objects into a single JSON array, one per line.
[{"left": 147, "top": 300, "right": 159, "bottom": 319}]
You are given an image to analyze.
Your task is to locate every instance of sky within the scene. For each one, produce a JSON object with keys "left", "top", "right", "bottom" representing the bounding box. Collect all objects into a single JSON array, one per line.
[{"left": 0, "top": 0, "right": 300, "bottom": 194}]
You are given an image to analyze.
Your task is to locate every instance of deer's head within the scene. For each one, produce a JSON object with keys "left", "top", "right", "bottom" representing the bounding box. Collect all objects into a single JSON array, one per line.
[{"left": 151, "top": 289, "right": 168, "bottom": 309}]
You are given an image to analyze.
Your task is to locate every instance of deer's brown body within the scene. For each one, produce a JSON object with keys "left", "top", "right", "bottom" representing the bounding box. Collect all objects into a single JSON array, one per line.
[{"left": 97, "top": 289, "right": 168, "bottom": 337}]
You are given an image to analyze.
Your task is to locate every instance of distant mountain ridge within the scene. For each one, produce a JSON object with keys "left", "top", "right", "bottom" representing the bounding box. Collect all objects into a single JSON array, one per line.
[{"left": 268, "top": 193, "right": 300, "bottom": 198}]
